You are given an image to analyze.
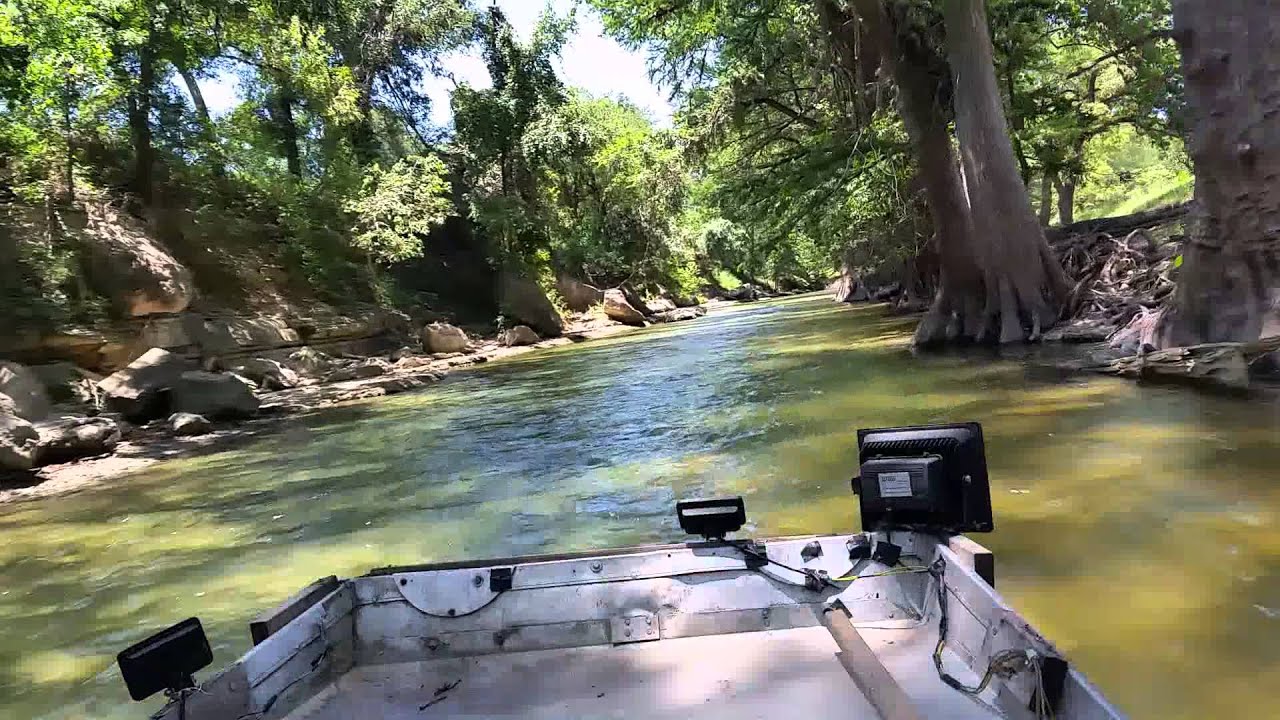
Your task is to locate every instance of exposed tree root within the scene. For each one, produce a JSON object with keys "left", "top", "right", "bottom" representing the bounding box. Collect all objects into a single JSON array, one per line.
[
  {"left": 841, "top": 205, "right": 1191, "bottom": 348},
  {"left": 1090, "top": 336, "right": 1280, "bottom": 392}
]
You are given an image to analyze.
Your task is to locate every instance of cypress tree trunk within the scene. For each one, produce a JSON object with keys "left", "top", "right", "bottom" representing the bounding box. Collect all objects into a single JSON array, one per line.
[
  {"left": 1055, "top": 178, "right": 1075, "bottom": 224},
  {"left": 941, "top": 0, "right": 1070, "bottom": 342},
  {"left": 844, "top": 0, "right": 985, "bottom": 344},
  {"left": 1038, "top": 173, "right": 1053, "bottom": 226},
  {"left": 1158, "top": 0, "right": 1280, "bottom": 346}
]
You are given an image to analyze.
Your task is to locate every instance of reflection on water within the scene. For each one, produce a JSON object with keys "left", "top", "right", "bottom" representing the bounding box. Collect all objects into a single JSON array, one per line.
[{"left": 1, "top": 296, "right": 1278, "bottom": 719}]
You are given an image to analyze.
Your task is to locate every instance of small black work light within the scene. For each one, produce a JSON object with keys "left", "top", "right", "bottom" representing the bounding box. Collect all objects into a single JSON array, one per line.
[
  {"left": 676, "top": 497, "right": 747, "bottom": 540},
  {"left": 853, "top": 422, "right": 993, "bottom": 534},
  {"left": 117, "top": 617, "right": 213, "bottom": 702}
]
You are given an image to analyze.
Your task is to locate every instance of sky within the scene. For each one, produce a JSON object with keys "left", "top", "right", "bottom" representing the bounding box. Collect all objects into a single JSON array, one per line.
[{"left": 196, "top": 0, "right": 674, "bottom": 129}]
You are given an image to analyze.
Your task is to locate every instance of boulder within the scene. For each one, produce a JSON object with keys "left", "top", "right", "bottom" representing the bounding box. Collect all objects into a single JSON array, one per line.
[
  {"left": 603, "top": 289, "right": 648, "bottom": 326},
  {"left": 322, "top": 360, "right": 390, "bottom": 384},
  {"left": 619, "top": 284, "right": 653, "bottom": 316},
  {"left": 0, "top": 361, "right": 51, "bottom": 421},
  {"left": 27, "top": 362, "right": 101, "bottom": 404},
  {"left": 83, "top": 202, "right": 196, "bottom": 317},
  {"left": 97, "top": 348, "right": 194, "bottom": 420},
  {"left": 651, "top": 307, "right": 708, "bottom": 323},
  {"left": 37, "top": 417, "right": 121, "bottom": 464},
  {"left": 556, "top": 275, "right": 604, "bottom": 312},
  {"left": 724, "top": 284, "right": 760, "bottom": 302},
  {"left": 170, "top": 371, "right": 260, "bottom": 419},
  {"left": 389, "top": 346, "right": 418, "bottom": 362},
  {"left": 169, "top": 412, "right": 213, "bottom": 436},
  {"left": 286, "top": 347, "right": 335, "bottom": 377},
  {"left": 646, "top": 297, "right": 677, "bottom": 313},
  {"left": 421, "top": 323, "right": 471, "bottom": 354},
  {"left": 502, "top": 325, "right": 541, "bottom": 347},
  {"left": 231, "top": 358, "right": 299, "bottom": 391},
  {"left": 0, "top": 404, "right": 40, "bottom": 471},
  {"left": 500, "top": 272, "right": 564, "bottom": 337}
]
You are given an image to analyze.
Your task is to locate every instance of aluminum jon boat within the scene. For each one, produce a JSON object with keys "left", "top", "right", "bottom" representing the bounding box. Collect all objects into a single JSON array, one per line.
[{"left": 117, "top": 423, "right": 1124, "bottom": 720}]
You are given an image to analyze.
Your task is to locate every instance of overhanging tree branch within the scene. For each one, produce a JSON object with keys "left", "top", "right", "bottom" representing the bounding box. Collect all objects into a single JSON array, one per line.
[
  {"left": 1063, "top": 30, "right": 1172, "bottom": 81},
  {"left": 740, "top": 96, "right": 821, "bottom": 128}
]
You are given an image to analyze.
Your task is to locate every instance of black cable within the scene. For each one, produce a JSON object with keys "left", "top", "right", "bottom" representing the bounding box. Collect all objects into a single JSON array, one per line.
[
  {"left": 731, "top": 540, "right": 842, "bottom": 591},
  {"left": 930, "top": 556, "right": 1031, "bottom": 699},
  {"left": 232, "top": 646, "right": 330, "bottom": 720}
]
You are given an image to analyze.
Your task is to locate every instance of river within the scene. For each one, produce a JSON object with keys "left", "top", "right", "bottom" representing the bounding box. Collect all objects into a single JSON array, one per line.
[{"left": 1, "top": 295, "right": 1277, "bottom": 719}]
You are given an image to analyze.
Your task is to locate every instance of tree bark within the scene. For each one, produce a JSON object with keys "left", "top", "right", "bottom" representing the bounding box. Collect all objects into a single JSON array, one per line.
[
  {"left": 817, "top": 0, "right": 878, "bottom": 124},
  {"left": 351, "top": 69, "right": 380, "bottom": 164},
  {"left": 130, "top": 35, "right": 156, "bottom": 205},
  {"left": 845, "top": 0, "right": 984, "bottom": 344},
  {"left": 942, "top": 0, "right": 1070, "bottom": 342},
  {"left": 1004, "top": 52, "right": 1032, "bottom": 182},
  {"left": 178, "top": 65, "right": 210, "bottom": 125},
  {"left": 1054, "top": 177, "right": 1075, "bottom": 224},
  {"left": 1158, "top": 0, "right": 1280, "bottom": 346},
  {"left": 176, "top": 61, "right": 225, "bottom": 177},
  {"left": 268, "top": 79, "right": 302, "bottom": 178},
  {"left": 1038, "top": 173, "right": 1052, "bottom": 225},
  {"left": 62, "top": 75, "right": 75, "bottom": 203}
]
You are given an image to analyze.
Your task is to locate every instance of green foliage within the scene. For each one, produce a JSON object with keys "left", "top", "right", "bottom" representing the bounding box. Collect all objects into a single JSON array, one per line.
[
  {"left": 0, "top": 0, "right": 1190, "bottom": 334},
  {"left": 346, "top": 155, "right": 452, "bottom": 263},
  {"left": 531, "top": 93, "right": 692, "bottom": 289},
  {"left": 1074, "top": 125, "right": 1191, "bottom": 219},
  {"left": 595, "top": 0, "right": 1186, "bottom": 290},
  {"left": 452, "top": 6, "right": 573, "bottom": 262}
]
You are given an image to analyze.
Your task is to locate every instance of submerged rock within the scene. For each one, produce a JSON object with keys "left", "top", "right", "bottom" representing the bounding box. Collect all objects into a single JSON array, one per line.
[
  {"left": 502, "top": 325, "right": 540, "bottom": 347},
  {"left": 169, "top": 412, "right": 213, "bottom": 436},
  {"left": 603, "top": 289, "right": 647, "bottom": 326}
]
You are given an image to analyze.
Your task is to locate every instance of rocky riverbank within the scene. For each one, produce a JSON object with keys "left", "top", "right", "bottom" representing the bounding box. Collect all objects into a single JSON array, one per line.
[{"left": 0, "top": 301, "right": 710, "bottom": 505}]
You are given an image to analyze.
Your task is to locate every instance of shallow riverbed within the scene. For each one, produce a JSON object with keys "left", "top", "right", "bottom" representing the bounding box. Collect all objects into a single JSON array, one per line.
[{"left": 1, "top": 295, "right": 1278, "bottom": 719}]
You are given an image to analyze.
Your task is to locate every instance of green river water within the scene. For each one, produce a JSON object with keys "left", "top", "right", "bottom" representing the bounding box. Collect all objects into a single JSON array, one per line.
[{"left": 1, "top": 295, "right": 1278, "bottom": 719}]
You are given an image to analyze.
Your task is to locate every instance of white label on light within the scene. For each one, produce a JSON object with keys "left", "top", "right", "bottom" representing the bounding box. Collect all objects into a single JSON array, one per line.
[{"left": 877, "top": 472, "right": 914, "bottom": 498}]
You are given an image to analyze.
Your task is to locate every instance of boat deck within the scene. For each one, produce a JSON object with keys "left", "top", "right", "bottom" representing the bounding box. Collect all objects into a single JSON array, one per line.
[
  {"left": 145, "top": 535, "right": 1120, "bottom": 720},
  {"left": 287, "top": 623, "right": 994, "bottom": 719}
]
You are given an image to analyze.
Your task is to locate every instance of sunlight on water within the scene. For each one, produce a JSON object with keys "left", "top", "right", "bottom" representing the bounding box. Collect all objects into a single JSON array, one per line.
[{"left": 1, "top": 294, "right": 1278, "bottom": 719}]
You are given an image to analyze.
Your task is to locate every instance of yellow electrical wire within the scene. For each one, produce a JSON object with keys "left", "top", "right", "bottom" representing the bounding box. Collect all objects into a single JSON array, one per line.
[{"left": 832, "top": 566, "right": 931, "bottom": 582}]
